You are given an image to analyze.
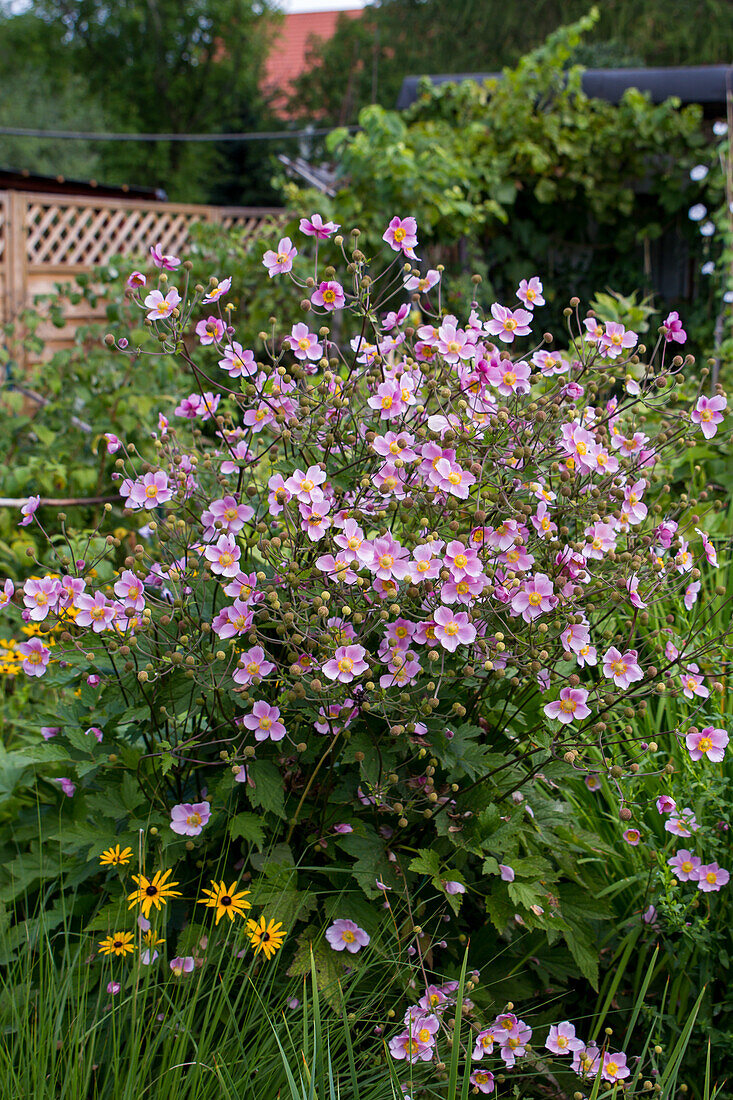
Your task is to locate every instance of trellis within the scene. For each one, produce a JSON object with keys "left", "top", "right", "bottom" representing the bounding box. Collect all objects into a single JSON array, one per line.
[{"left": 0, "top": 190, "right": 287, "bottom": 361}]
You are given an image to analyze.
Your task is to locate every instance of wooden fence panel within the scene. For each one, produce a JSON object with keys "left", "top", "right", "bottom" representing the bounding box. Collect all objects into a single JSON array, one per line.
[{"left": 0, "top": 191, "right": 287, "bottom": 363}]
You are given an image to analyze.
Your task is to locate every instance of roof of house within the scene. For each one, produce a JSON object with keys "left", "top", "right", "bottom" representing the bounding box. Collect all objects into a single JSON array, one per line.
[
  {"left": 0, "top": 166, "right": 164, "bottom": 200},
  {"left": 264, "top": 8, "right": 363, "bottom": 112},
  {"left": 396, "top": 65, "right": 733, "bottom": 112}
]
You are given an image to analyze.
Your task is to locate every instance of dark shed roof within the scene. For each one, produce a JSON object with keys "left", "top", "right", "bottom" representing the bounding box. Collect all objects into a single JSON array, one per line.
[
  {"left": 396, "top": 65, "right": 733, "bottom": 112},
  {"left": 0, "top": 166, "right": 165, "bottom": 201}
]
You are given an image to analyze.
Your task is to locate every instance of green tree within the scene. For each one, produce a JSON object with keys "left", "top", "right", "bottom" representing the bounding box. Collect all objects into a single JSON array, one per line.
[
  {"left": 0, "top": 9, "right": 107, "bottom": 179},
  {"left": 0, "top": 0, "right": 280, "bottom": 202},
  {"left": 291, "top": 0, "right": 733, "bottom": 125}
]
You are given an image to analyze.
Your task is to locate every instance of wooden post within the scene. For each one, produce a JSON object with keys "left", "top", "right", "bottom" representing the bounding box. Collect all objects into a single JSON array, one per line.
[{"left": 6, "top": 190, "right": 28, "bottom": 322}]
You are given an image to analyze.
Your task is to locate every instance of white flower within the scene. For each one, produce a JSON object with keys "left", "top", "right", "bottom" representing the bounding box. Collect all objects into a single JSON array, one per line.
[
  {"left": 724, "top": 290, "right": 733, "bottom": 303},
  {"left": 701, "top": 261, "right": 715, "bottom": 276},
  {"left": 713, "top": 121, "right": 728, "bottom": 137},
  {"left": 688, "top": 203, "right": 707, "bottom": 222},
  {"left": 700, "top": 221, "right": 715, "bottom": 237},
  {"left": 690, "top": 165, "right": 709, "bottom": 181}
]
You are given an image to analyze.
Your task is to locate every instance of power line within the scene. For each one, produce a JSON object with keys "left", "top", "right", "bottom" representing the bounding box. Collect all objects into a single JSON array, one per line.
[{"left": 0, "top": 124, "right": 360, "bottom": 143}]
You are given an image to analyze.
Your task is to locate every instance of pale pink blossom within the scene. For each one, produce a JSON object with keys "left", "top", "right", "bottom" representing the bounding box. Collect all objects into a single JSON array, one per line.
[
  {"left": 516, "top": 276, "right": 544, "bottom": 309},
  {"left": 662, "top": 310, "right": 686, "bottom": 344},
  {"left": 686, "top": 726, "right": 728, "bottom": 762},
  {"left": 233, "top": 645, "right": 275, "bottom": 685},
  {"left": 602, "top": 1051, "right": 630, "bottom": 1082},
  {"left": 203, "top": 534, "right": 241, "bottom": 577},
  {"left": 170, "top": 801, "right": 210, "bottom": 836},
  {"left": 383, "top": 215, "right": 418, "bottom": 257},
  {"left": 19, "top": 637, "right": 51, "bottom": 676},
  {"left": 150, "top": 242, "right": 180, "bottom": 270},
  {"left": 600, "top": 322, "right": 637, "bottom": 359},
  {"left": 544, "top": 688, "right": 591, "bottom": 725},
  {"left": 668, "top": 849, "right": 701, "bottom": 882},
  {"left": 510, "top": 573, "right": 555, "bottom": 622},
  {"left": 323, "top": 644, "right": 368, "bottom": 683},
  {"left": 19, "top": 495, "right": 40, "bottom": 526},
  {"left": 545, "top": 1022, "right": 583, "bottom": 1055},
  {"left": 170, "top": 956, "right": 195, "bottom": 976},
  {"left": 75, "top": 592, "right": 117, "bottom": 632},
  {"left": 485, "top": 303, "right": 532, "bottom": 343},
  {"left": 691, "top": 394, "right": 726, "bottom": 439},
  {"left": 326, "top": 918, "right": 370, "bottom": 953},
  {"left": 195, "top": 315, "right": 225, "bottom": 345},
  {"left": 432, "top": 607, "right": 476, "bottom": 652},
  {"left": 202, "top": 277, "right": 232, "bottom": 303},
  {"left": 213, "top": 601, "right": 254, "bottom": 640},
  {"left": 469, "top": 1070, "right": 495, "bottom": 1094},
  {"left": 289, "top": 322, "right": 323, "bottom": 361},
  {"left": 263, "top": 237, "right": 297, "bottom": 277},
  {"left": 601, "top": 647, "right": 643, "bottom": 690},
  {"left": 697, "top": 863, "right": 730, "bottom": 892},
  {"left": 299, "top": 213, "right": 339, "bottom": 238},
  {"left": 242, "top": 701, "right": 286, "bottom": 742},
  {"left": 311, "top": 280, "right": 345, "bottom": 311},
  {"left": 219, "top": 342, "right": 257, "bottom": 378},
  {"left": 144, "top": 287, "right": 181, "bottom": 320}
]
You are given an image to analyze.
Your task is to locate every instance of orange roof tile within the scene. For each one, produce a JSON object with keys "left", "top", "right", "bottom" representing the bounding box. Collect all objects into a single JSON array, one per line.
[{"left": 264, "top": 9, "right": 363, "bottom": 114}]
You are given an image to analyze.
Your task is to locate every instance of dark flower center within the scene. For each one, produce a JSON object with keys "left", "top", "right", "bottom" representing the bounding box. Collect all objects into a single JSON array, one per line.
[
  {"left": 221, "top": 895, "right": 232, "bottom": 906},
  {"left": 113, "top": 940, "right": 122, "bottom": 948},
  {"left": 146, "top": 885, "right": 158, "bottom": 896},
  {"left": 261, "top": 932, "right": 270, "bottom": 942}
]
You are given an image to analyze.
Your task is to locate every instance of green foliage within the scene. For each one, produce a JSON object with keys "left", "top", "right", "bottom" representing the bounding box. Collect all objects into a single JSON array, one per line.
[
  {"left": 293, "top": 14, "right": 712, "bottom": 339},
  {"left": 291, "top": 0, "right": 733, "bottom": 126},
  {"left": 0, "top": 1, "right": 280, "bottom": 202}
]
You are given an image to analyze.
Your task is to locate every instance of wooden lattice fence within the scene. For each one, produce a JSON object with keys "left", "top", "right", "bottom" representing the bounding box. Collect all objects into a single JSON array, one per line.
[{"left": 0, "top": 190, "right": 287, "bottom": 360}]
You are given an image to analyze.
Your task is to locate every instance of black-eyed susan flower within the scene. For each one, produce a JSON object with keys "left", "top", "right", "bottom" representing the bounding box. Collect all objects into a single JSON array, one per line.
[
  {"left": 127, "top": 869, "right": 182, "bottom": 918},
  {"left": 246, "top": 916, "right": 286, "bottom": 959},
  {"left": 98, "top": 931, "right": 135, "bottom": 957},
  {"left": 197, "top": 880, "right": 251, "bottom": 924},
  {"left": 99, "top": 845, "right": 133, "bottom": 867}
]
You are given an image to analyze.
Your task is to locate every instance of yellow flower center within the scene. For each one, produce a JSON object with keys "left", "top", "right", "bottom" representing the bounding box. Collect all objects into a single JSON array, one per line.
[
  {"left": 701, "top": 408, "right": 712, "bottom": 421},
  {"left": 381, "top": 395, "right": 393, "bottom": 409},
  {"left": 90, "top": 606, "right": 105, "bottom": 619},
  {"left": 186, "top": 812, "right": 202, "bottom": 827},
  {"left": 682, "top": 861, "right": 693, "bottom": 873},
  {"left": 698, "top": 736, "right": 712, "bottom": 752},
  {"left": 342, "top": 930, "right": 355, "bottom": 942},
  {"left": 448, "top": 472, "right": 462, "bottom": 485},
  {"left": 504, "top": 318, "right": 517, "bottom": 331},
  {"left": 145, "top": 485, "right": 158, "bottom": 498},
  {"left": 503, "top": 371, "right": 516, "bottom": 386},
  {"left": 417, "top": 560, "right": 430, "bottom": 572},
  {"left": 219, "top": 552, "right": 234, "bottom": 568},
  {"left": 301, "top": 478, "right": 314, "bottom": 491},
  {"left": 454, "top": 554, "right": 468, "bottom": 569},
  {"left": 259, "top": 716, "right": 272, "bottom": 730},
  {"left": 379, "top": 554, "right": 394, "bottom": 569},
  {"left": 560, "top": 698, "right": 577, "bottom": 714},
  {"left": 611, "top": 660, "right": 627, "bottom": 675},
  {"left": 557, "top": 1036, "right": 568, "bottom": 1048},
  {"left": 393, "top": 227, "right": 406, "bottom": 242},
  {"left": 418, "top": 1028, "right": 431, "bottom": 1043},
  {"left": 338, "top": 657, "right": 354, "bottom": 673},
  {"left": 298, "top": 338, "right": 310, "bottom": 350},
  {"left": 528, "top": 592, "right": 543, "bottom": 606},
  {"left": 706, "top": 872, "right": 717, "bottom": 884},
  {"left": 323, "top": 289, "right": 336, "bottom": 304},
  {"left": 444, "top": 621, "right": 459, "bottom": 636}
]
